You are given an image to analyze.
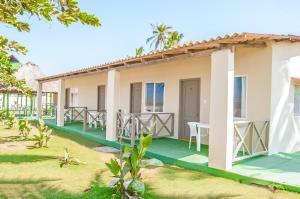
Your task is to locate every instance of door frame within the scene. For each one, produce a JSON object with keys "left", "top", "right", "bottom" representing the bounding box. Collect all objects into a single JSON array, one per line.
[
  {"left": 97, "top": 85, "right": 106, "bottom": 111},
  {"left": 130, "top": 82, "right": 142, "bottom": 113},
  {"left": 178, "top": 78, "right": 201, "bottom": 139}
]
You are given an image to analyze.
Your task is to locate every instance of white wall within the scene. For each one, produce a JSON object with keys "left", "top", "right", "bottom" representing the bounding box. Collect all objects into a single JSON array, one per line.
[
  {"left": 65, "top": 72, "right": 107, "bottom": 110},
  {"left": 118, "top": 56, "right": 211, "bottom": 139},
  {"left": 269, "top": 42, "right": 300, "bottom": 154}
]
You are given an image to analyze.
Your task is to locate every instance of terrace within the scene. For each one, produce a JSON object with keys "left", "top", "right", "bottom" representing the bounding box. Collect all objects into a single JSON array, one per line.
[{"left": 44, "top": 118, "right": 300, "bottom": 191}]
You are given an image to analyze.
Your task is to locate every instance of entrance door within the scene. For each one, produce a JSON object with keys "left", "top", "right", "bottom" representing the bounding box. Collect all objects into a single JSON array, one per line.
[
  {"left": 130, "top": 83, "right": 142, "bottom": 113},
  {"left": 179, "top": 79, "right": 200, "bottom": 139},
  {"left": 97, "top": 85, "right": 106, "bottom": 111},
  {"left": 65, "top": 88, "right": 70, "bottom": 108}
]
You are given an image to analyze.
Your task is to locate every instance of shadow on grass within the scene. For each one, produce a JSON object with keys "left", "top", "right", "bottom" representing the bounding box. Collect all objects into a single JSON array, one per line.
[
  {"left": 1, "top": 136, "right": 31, "bottom": 143},
  {"left": 0, "top": 154, "right": 57, "bottom": 164},
  {"left": 145, "top": 185, "right": 241, "bottom": 199},
  {"left": 0, "top": 174, "right": 114, "bottom": 199},
  {"left": 52, "top": 130, "right": 101, "bottom": 148}
]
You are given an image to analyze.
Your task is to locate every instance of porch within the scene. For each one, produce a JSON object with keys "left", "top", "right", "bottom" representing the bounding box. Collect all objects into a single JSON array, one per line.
[{"left": 44, "top": 119, "right": 300, "bottom": 191}]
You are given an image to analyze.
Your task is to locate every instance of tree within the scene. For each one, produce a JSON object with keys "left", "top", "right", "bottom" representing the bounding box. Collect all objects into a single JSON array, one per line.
[
  {"left": 0, "top": 0, "right": 101, "bottom": 94},
  {"left": 135, "top": 46, "right": 144, "bottom": 56},
  {"left": 165, "top": 31, "right": 184, "bottom": 49},
  {"left": 146, "top": 23, "right": 172, "bottom": 50},
  {"left": 146, "top": 23, "right": 184, "bottom": 51}
]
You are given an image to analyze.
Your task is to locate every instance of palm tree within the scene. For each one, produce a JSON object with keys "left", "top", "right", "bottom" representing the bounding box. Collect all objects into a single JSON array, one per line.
[
  {"left": 165, "top": 31, "right": 184, "bottom": 49},
  {"left": 135, "top": 46, "right": 144, "bottom": 56},
  {"left": 146, "top": 24, "right": 172, "bottom": 50}
]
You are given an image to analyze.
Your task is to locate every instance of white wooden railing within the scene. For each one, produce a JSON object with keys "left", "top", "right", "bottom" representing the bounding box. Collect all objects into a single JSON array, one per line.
[
  {"left": 117, "top": 112, "right": 174, "bottom": 145},
  {"left": 233, "top": 120, "right": 269, "bottom": 162}
]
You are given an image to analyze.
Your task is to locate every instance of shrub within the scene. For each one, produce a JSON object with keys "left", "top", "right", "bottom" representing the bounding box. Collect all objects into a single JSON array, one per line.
[
  {"left": 106, "top": 133, "right": 152, "bottom": 198},
  {"left": 4, "top": 112, "right": 15, "bottom": 129},
  {"left": 18, "top": 119, "right": 32, "bottom": 138},
  {"left": 59, "top": 148, "right": 86, "bottom": 167},
  {"left": 33, "top": 119, "right": 52, "bottom": 148}
]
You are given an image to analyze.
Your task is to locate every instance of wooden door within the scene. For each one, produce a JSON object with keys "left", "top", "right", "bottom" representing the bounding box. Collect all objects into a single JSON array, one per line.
[
  {"left": 130, "top": 83, "right": 142, "bottom": 113},
  {"left": 97, "top": 85, "right": 106, "bottom": 111},
  {"left": 65, "top": 88, "right": 70, "bottom": 108},
  {"left": 179, "top": 79, "right": 200, "bottom": 139}
]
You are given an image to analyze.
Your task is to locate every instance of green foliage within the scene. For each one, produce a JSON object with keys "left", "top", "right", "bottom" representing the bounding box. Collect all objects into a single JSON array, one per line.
[
  {"left": 33, "top": 119, "right": 52, "bottom": 148},
  {"left": 0, "top": 0, "right": 100, "bottom": 94},
  {"left": 146, "top": 23, "right": 184, "bottom": 50},
  {"left": 135, "top": 46, "right": 144, "bottom": 56},
  {"left": 0, "top": 109, "right": 7, "bottom": 124},
  {"left": 18, "top": 119, "right": 32, "bottom": 138},
  {"left": 106, "top": 134, "right": 153, "bottom": 198},
  {"left": 59, "top": 148, "right": 86, "bottom": 168},
  {"left": 4, "top": 112, "right": 15, "bottom": 129}
]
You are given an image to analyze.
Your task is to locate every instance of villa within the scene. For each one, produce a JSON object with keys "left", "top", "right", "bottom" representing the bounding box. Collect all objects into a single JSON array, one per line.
[{"left": 37, "top": 32, "right": 300, "bottom": 189}]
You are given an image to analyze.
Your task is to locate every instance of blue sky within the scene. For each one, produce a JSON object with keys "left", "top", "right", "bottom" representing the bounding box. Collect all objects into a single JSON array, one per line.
[{"left": 3, "top": 0, "right": 300, "bottom": 75}]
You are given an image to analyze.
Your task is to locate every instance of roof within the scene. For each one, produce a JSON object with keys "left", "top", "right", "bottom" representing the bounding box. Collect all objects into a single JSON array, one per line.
[
  {"left": 38, "top": 32, "right": 300, "bottom": 82},
  {"left": 0, "top": 62, "right": 58, "bottom": 94}
]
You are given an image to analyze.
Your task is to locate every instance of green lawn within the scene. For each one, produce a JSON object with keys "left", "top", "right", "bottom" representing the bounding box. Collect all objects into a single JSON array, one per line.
[{"left": 0, "top": 125, "right": 300, "bottom": 199}]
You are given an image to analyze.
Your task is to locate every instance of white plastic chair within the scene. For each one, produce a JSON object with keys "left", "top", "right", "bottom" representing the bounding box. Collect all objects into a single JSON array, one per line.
[{"left": 188, "top": 122, "right": 199, "bottom": 149}]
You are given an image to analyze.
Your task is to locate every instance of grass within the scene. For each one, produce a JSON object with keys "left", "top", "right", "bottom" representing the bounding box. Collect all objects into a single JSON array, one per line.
[{"left": 0, "top": 125, "right": 300, "bottom": 198}]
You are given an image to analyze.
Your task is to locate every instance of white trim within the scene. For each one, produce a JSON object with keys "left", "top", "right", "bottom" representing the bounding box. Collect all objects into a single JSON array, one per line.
[
  {"left": 143, "top": 81, "right": 165, "bottom": 113},
  {"left": 234, "top": 75, "right": 248, "bottom": 120}
]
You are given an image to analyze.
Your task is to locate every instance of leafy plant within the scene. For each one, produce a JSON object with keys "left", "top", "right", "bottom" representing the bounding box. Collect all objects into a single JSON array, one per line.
[
  {"left": 106, "top": 133, "right": 153, "bottom": 198},
  {"left": 0, "top": 109, "right": 7, "bottom": 125},
  {"left": 4, "top": 112, "right": 15, "bottom": 129},
  {"left": 0, "top": 0, "right": 100, "bottom": 94},
  {"left": 18, "top": 119, "right": 32, "bottom": 138},
  {"left": 33, "top": 119, "right": 52, "bottom": 148},
  {"left": 59, "top": 148, "right": 86, "bottom": 168},
  {"left": 135, "top": 46, "right": 144, "bottom": 56}
]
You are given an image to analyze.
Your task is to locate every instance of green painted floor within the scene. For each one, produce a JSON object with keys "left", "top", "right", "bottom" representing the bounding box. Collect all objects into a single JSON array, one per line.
[
  {"left": 44, "top": 119, "right": 300, "bottom": 189},
  {"left": 231, "top": 152, "right": 300, "bottom": 187}
]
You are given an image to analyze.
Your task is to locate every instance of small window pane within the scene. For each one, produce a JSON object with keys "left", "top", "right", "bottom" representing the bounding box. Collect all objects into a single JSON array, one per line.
[
  {"left": 234, "top": 77, "right": 246, "bottom": 118},
  {"left": 155, "top": 83, "right": 164, "bottom": 112},
  {"left": 295, "top": 85, "right": 300, "bottom": 115},
  {"left": 145, "top": 83, "right": 154, "bottom": 112}
]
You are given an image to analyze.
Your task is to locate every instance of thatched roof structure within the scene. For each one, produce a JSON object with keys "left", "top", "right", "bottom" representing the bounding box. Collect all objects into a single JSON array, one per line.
[{"left": 0, "top": 62, "right": 57, "bottom": 94}]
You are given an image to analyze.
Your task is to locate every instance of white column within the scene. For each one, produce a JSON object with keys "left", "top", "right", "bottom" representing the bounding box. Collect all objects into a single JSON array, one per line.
[
  {"left": 36, "top": 81, "right": 42, "bottom": 119},
  {"left": 57, "top": 79, "right": 65, "bottom": 126},
  {"left": 106, "top": 69, "right": 120, "bottom": 141},
  {"left": 208, "top": 48, "right": 234, "bottom": 170}
]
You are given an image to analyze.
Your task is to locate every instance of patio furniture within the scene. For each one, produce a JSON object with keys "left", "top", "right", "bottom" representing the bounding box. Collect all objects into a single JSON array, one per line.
[
  {"left": 188, "top": 122, "right": 209, "bottom": 152},
  {"left": 196, "top": 123, "right": 209, "bottom": 152},
  {"left": 187, "top": 122, "right": 199, "bottom": 150},
  {"left": 88, "top": 111, "right": 106, "bottom": 128}
]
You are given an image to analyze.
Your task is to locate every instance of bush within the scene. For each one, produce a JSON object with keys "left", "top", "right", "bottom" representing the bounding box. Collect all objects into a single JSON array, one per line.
[
  {"left": 33, "top": 119, "right": 52, "bottom": 147},
  {"left": 4, "top": 112, "right": 15, "bottom": 129},
  {"left": 106, "top": 133, "right": 152, "bottom": 198},
  {"left": 18, "top": 119, "right": 32, "bottom": 138}
]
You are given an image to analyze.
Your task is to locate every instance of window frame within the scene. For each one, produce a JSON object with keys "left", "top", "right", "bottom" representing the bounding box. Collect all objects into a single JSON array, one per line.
[
  {"left": 144, "top": 81, "right": 165, "bottom": 113},
  {"left": 234, "top": 75, "right": 248, "bottom": 120}
]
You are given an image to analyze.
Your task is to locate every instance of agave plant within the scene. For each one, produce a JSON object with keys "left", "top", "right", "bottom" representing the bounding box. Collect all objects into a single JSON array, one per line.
[
  {"left": 59, "top": 148, "right": 86, "bottom": 167},
  {"left": 4, "top": 112, "right": 15, "bottom": 129},
  {"left": 18, "top": 119, "right": 32, "bottom": 138},
  {"left": 106, "top": 133, "right": 153, "bottom": 198}
]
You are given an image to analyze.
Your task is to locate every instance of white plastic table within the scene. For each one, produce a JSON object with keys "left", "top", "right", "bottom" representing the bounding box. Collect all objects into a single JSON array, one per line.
[{"left": 196, "top": 123, "right": 209, "bottom": 152}]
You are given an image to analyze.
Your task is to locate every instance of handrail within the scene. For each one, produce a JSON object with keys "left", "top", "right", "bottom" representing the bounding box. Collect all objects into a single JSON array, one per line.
[
  {"left": 117, "top": 112, "right": 175, "bottom": 146},
  {"left": 233, "top": 120, "right": 269, "bottom": 162}
]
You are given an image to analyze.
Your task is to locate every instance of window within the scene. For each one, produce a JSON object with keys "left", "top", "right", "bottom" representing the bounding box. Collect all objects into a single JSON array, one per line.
[
  {"left": 145, "top": 82, "right": 164, "bottom": 112},
  {"left": 295, "top": 85, "right": 300, "bottom": 115},
  {"left": 234, "top": 76, "right": 247, "bottom": 118}
]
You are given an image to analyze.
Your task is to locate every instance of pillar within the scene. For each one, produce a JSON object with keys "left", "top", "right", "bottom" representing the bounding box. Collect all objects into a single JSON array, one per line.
[
  {"left": 208, "top": 48, "right": 235, "bottom": 170},
  {"left": 106, "top": 69, "right": 120, "bottom": 141},
  {"left": 57, "top": 79, "right": 66, "bottom": 126},
  {"left": 36, "top": 81, "right": 42, "bottom": 119}
]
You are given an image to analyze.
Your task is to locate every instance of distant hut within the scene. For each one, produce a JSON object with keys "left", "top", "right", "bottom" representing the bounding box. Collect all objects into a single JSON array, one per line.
[{"left": 0, "top": 60, "right": 58, "bottom": 117}]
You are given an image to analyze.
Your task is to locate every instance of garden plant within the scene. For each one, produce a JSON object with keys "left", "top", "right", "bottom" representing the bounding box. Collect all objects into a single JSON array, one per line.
[{"left": 106, "top": 133, "right": 152, "bottom": 198}]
